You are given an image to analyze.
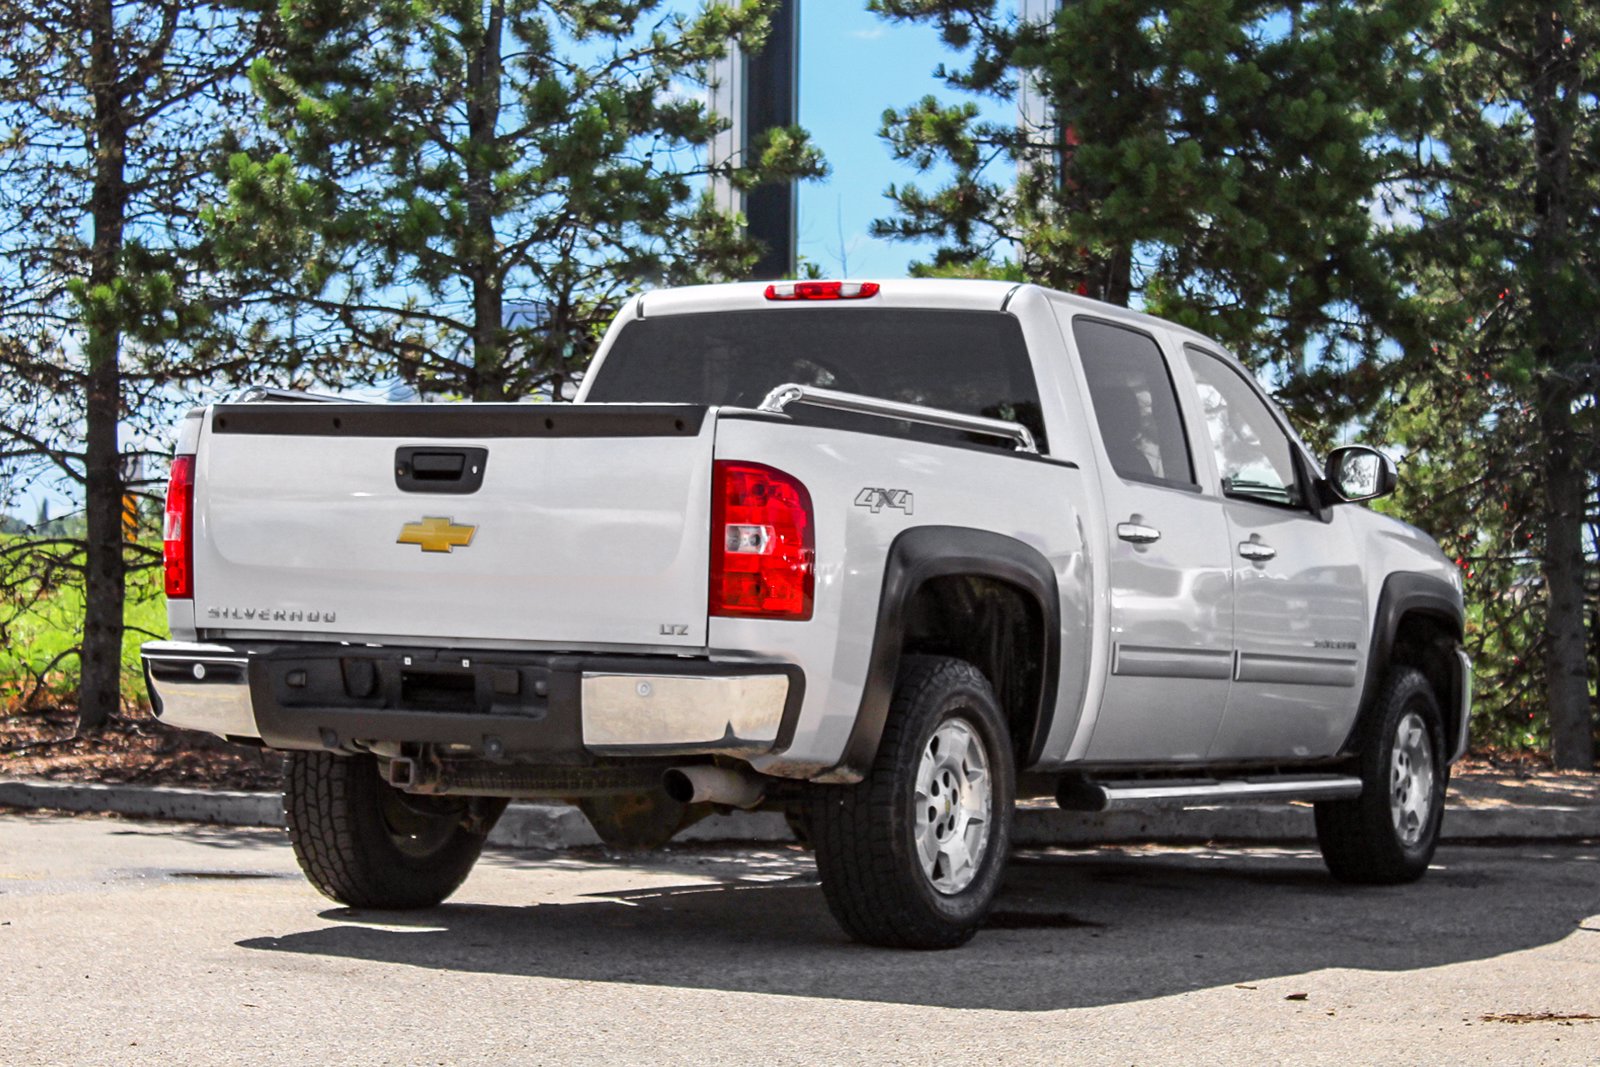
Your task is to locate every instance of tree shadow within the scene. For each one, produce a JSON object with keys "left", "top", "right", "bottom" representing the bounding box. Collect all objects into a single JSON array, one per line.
[
  {"left": 108, "top": 823, "right": 287, "bottom": 852},
  {"left": 238, "top": 843, "right": 1600, "bottom": 1012}
]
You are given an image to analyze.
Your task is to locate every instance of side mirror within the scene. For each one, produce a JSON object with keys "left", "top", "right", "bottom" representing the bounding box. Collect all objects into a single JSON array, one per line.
[{"left": 1324, "top": 445, "right": 1398, "bottom": 503}]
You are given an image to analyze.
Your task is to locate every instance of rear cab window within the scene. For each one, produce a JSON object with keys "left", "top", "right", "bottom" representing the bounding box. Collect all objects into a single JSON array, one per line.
[
  {"left": 584, "top": 309, "right": 1048, "bottom": 452},
  {"left": 1069, "top": 317, "right": 1196, "bottom": 490}
]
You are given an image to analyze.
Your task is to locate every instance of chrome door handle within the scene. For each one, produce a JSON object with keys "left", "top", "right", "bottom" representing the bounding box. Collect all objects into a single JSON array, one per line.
[
  {"left": 1238, "top": 541, "right": 1276, "bottom": 561},
  {"left": 1117, "top": 523, "right": 1162, "bottom": 544}
]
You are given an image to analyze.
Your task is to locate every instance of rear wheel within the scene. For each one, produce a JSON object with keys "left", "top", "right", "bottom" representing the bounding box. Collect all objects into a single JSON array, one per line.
[
  {"left": 806, "top": 656, "right": 1014, "bottom": 949},
  {"left": 1315, "top": 666, "right": 1447, "bottom": 884},
  {"left": 284, "top": 752, "right": 504, "bottom": 909}
]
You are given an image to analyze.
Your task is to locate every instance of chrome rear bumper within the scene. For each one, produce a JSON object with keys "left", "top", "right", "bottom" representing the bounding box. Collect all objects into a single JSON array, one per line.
[
  {"left": 140, "top": 640, "right": 800, "bottom": 760},
  {"left": 142, "top": 642, "right": 259, "bottom": 739},
  {"left": 580, "top": 672, "right": 790, "bottom": 754}
]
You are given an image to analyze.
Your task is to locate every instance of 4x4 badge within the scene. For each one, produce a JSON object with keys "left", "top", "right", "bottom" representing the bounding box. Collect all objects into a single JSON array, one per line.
[
  {"left": 398, "top": 517, "right": 476, "bottom": 553},
  {"left": 855, "top": 488, "right": 914, "bottom": 515}
]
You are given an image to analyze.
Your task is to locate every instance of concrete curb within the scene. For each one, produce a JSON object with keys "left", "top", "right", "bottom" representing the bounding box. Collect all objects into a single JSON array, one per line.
[
  {"left": 3, "top": 777, "right": 1595, "bottom": 849},
  {"left": 0, "top": 779, "right": 285, "bottom": 829}
]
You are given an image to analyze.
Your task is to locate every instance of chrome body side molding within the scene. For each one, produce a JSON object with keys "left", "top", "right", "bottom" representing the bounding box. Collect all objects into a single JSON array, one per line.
[
  {"left": 1234, "top": 652, "right": 1360, "bottom": 688},
  {"left": 1111, "top": 644, "right": 1234, "bottom": 681}
]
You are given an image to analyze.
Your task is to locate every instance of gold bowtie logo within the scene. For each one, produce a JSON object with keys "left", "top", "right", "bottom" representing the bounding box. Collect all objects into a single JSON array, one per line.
[{"left": 398, "top": 517, "right": 476, "bottom": 553}]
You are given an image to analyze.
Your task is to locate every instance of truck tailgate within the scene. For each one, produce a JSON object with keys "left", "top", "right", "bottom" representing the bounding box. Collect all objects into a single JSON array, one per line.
[{"left": 192, "top": 403, "right": 712, "bottom": 649}]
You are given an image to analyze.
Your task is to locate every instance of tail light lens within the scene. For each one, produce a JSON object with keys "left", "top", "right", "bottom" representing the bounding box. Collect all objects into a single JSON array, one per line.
[
  {"left": 710, "top": 461, "right": 814, "bottom": 620},
  {"left": 163, "top": 454, "right": 195, "bottom": 599}
]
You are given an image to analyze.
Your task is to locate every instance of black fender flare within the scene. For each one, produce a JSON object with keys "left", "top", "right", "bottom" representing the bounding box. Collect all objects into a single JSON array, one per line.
[
  {"left": 827, "top": 526, "right": 1061, "bottom": 780},
  {"left": 1346, "top": 571, "right": 1466, "bottom": 754}
]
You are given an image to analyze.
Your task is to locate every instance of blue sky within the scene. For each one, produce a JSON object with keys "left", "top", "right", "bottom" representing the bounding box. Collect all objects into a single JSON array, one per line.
[{"left": 793, "top": 6, "right": 1009, "bottom": 278}]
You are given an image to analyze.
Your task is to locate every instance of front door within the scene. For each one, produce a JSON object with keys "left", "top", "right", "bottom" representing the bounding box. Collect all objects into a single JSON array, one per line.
[
  {"left": 1182, "top": 345, "right": 1368, "bottom": 759},
  {"left": 1068, "top": 318, "right": 1236, "bottom": 762}
]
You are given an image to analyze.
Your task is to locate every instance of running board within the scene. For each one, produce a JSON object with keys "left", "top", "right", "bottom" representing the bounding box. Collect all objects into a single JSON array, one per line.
[{"left": 1056, "top": 774, "right": 1363, "bottom": 812}]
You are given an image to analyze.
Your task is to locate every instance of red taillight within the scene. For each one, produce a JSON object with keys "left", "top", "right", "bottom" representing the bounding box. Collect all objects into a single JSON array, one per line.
[
  {"left": 710, "top": 461, "right": 814, "bottom": 620},
  {"left": 764, "top": 280, "right": 880, "bottom": 301},
  {"left": 163, "top": 454, "right": 195, "bottom": 599}
]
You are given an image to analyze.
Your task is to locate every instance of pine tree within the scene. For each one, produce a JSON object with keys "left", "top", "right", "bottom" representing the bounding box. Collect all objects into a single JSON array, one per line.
[
  {"left": 0, "top": 0, "right": 269, "bottom": 729},
  {"left": 1386, "top": 0, "right": 1599, "bottom": 767},
  {"left": 211, "top": 0, "right": 824, "bottom": 401},
  {"left": 870, "top": 0, "right": 1431, "bottom": 372}
]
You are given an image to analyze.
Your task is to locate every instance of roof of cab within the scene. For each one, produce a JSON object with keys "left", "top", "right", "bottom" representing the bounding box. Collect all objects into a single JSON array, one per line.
[
  {"left": 633, "top": 278, "right": 1020, "bottom": 317},
  {"left": 629, "top": 278, "right": 1223, "bottom": 352}
]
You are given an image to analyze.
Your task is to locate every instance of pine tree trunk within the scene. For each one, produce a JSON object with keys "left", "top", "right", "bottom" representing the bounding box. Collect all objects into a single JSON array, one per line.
[
  {"left": 77, "top": 0, "right": 129, "bottom": 733},
  {"left": 79, "top": 340, "right": 125, "bottom": 732},
  {"left": 1527, "top": 8, "right": 1592, "bottom": 769},
  {"left": 465, "top": 0, "right": 505, "bottom": 402},
  {"left": 1103, "top": 245, "right": 1134, "bottom": 307},
  {"left": 1541, "top": 383, "right": 1593, "bottom": 769}
]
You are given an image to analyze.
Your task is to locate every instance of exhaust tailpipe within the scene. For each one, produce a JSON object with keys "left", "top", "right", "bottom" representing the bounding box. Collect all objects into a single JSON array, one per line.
[{"left": 662, "top": 766, "right": 766, "bottom": 810}]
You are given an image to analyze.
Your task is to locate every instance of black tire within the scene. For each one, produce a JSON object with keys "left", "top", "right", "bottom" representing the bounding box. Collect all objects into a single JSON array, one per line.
[
  {"left": 284, "top": 752, "right": 502, "bottom": 909},
  {"left": 805, "top": 655, "right": 1015, "bottom": 949},
  {"left": 1315, "top": 666, "right": 1448, "bottom": 884}
]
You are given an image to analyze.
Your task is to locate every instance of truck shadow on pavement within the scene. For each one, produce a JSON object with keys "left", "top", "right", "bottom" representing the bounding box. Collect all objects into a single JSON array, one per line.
[{"left": 238, "top": 843, "right": 1600, "bottom": 1012}]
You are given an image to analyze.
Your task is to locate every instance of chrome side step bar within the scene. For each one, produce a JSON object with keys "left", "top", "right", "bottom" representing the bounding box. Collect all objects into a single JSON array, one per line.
[{"left": 1056, "top": 774, "right": 1363, "bottom": 812}]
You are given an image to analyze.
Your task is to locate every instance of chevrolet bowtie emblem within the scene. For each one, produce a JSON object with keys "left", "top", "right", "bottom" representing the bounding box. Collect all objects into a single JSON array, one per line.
[{"left": 398, "top": 517, "right": 476, "bottom": 553}]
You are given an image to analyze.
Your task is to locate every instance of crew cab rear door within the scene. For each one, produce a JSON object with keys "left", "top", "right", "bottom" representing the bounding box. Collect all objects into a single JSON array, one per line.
[{"left": 1064, "top": 316, "right": 1237, "bottom": 761}]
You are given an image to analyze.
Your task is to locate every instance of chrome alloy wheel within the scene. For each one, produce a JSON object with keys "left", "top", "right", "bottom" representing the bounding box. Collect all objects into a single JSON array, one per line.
[
  {"left": 913, "top": 717, "right": 993, "bottom": 895},
  {"left": 1389, "top": 710, "right": 1436, "bottom": 847}
]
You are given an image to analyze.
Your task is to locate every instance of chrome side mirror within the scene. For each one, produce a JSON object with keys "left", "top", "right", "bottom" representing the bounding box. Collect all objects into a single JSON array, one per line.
[{"left": 1324, "top": 445, "right": 1398, "bottom": 503}]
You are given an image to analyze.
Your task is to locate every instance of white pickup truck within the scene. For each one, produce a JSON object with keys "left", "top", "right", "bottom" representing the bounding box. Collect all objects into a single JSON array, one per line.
[{"left": 143, "top": 279, "right": 1470, "bottom": 948}]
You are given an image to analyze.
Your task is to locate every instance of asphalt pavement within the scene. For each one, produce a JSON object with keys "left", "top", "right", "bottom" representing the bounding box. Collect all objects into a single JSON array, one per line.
[{"left": 2, "top": 812, "right": 1597, "bottom": 1065}]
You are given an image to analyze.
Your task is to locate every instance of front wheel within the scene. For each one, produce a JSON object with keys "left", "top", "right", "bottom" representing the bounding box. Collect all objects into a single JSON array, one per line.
[
  {"left": 284, "top": 752, "right": 505, "bottom": 909},
  {"left": 805, "top": 656, "right": 1014, "bottom": 949},
  {"left": 1315, "top": 666, "right": 1448, "bottom": 884}
]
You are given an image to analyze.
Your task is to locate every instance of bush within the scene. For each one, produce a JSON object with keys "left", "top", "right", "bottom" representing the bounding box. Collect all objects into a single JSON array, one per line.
[{"left": 0, "top": 536, "right": 168, "bottom": 712}]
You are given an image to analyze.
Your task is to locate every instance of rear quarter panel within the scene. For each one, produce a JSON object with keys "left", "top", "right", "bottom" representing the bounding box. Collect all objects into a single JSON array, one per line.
[{"left": 709, "top": 416, "right": 1093, "bottom": 778}]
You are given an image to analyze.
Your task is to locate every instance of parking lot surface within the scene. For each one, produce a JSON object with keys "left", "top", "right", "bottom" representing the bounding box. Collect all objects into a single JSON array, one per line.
[{"left": 2, "top": 813, "right": 1597, "bottom": 1065}]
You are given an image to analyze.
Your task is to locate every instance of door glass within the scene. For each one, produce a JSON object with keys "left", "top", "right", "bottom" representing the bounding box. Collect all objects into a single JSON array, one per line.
[
  {"left": 1072, "top": 319, "right": 1194, "bottom": 488},
  {"left": 1184, "top": 346, "right": 1303, "bottom": 507}
]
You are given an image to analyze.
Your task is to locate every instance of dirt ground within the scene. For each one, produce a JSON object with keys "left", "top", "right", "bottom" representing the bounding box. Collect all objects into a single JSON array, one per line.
[{"left": 0, "top": 706, "right": 283, "bottom": 790}]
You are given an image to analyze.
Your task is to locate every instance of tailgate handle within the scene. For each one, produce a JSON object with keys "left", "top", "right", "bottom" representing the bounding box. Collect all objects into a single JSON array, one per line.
[{"left": 395, "top": 447, "right": 488, "bottom": 494}]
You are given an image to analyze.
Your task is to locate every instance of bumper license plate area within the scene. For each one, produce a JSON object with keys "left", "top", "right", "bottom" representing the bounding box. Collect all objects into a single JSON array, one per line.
[{"left": 264, "top": 651, "right": 553, "bottom": 719}]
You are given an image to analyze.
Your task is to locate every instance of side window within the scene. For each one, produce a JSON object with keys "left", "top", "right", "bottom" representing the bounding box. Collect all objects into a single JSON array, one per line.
[
  {"left": 1071, "top": 318, "right": 1195, "bottom": 488},
  {"left": 1184, "top": 345, "right": 1304, "bottom": 508}
]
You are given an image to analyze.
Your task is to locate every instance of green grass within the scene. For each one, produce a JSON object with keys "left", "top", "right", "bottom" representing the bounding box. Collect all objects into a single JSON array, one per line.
[{"left": 1, "top": 540, "right": 169, "bottom": 709}]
